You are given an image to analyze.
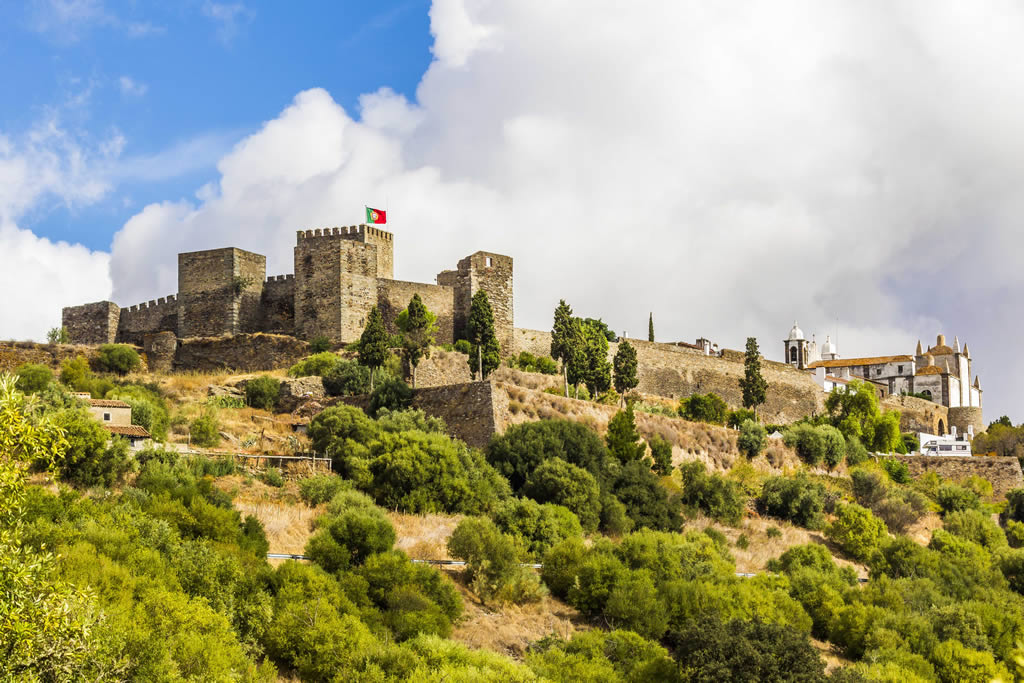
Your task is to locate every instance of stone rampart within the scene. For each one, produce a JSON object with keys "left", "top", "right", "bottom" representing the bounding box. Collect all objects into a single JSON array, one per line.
[
  {"left": 377, "top": 279, "right": 456, "bottom": 345},
  {"left": 513, "top": 328, "right": 553, "bottom": 358},
  {"left": 887, "top": 455, "right": 1023, "bottom": 499},
  {"left": 949, "top": 406, "right": 985, "bottom": 436},
  {"left": 173, "top": 333, "right": 309, "bottom": 372},
  {"left": 118, "top": 295, "right": 178, "bottom": 345},
  {"left": 413, "top": 349, "right": 474, "bottom": 388},
  {"left": 62, "top": 301, "right": 120, "bottom": 345},
  {"left": 0, "top": 341, "right": 99, "bottom": 373},
  {"left": 143, "top": 331, "right": 177, "bottom": 373},
  {"left": 880, "top": 394, "right": 948, "bottom": 435},
  {"left": 261, "top": 275, "right": 295, "bottom": 335}
]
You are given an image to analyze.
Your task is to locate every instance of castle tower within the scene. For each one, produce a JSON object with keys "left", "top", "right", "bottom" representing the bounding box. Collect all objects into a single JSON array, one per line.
[
  {"left": 784, "top": 322, "right": 807, "bottom": 368},
  {"left": 437, "top": 251, "right": 515, "bottom": 354},
  {"left": 293, "top": 225, "right": 393, "bottom": 343},
  {"left": 177, "top": 247, "right": 266, "bottom": 338}
]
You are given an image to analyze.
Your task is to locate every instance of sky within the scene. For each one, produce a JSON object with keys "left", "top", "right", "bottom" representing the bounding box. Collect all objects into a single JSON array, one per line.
[{"left": 1, "top": 1, "right": 1022, "bottom": 422}]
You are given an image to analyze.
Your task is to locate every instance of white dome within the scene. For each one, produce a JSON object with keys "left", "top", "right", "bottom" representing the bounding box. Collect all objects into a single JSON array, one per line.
[
  {"left": 821, "top": 335, "right": 835, "bottom": 355},
  {"left": 787, "top": 321, "right": 804, "bottom": 341}
]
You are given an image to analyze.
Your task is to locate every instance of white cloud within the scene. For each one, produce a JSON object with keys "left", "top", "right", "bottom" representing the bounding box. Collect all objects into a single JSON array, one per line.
[
  {"left": 105, "top": 1, "right": 1024, "bottom": 419},
  {"left": 28, "top": 0, "right": 161, "bottom": 43},
  {"left": 118, "top": 76, "right": 147, "bottom": 97},
  {"left": 202, "top": 2, "right": 253, "bottom": 44}
]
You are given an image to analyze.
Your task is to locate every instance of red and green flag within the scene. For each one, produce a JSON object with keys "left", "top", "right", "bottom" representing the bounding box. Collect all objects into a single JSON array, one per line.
[{"left": 366, "top": 207, "right": 386, "bottom": 224}]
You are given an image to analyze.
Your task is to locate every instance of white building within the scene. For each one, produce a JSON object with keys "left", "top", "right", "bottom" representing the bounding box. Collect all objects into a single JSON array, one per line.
[{"left": 918, "top": 427, "right": 972, "bottom": 456}]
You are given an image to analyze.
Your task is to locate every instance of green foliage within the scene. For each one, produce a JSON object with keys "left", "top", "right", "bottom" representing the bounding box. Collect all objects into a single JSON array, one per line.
[
  {"left": 523, "top": 458, "right": 602, "bottom": 532},
  {"left": 308, "top": 404, "right": 378, "bottom": 462},
  {"left": 667, "top": 615, "right": 825, "bottom": 683},
  {"left": 376, "top": 407, "right": 445, "bottom": 434},
  {"left": 605, "top": 404, "right": 646, "bottom": 465},
  {"left": 739, "top": 336, "right": 768, "bottom": 412},
  {"left": 784, "top": 423, "right": 826, "bottom": 466},
  {"left": 244, "top": 375, "right": 280, "bottom": 411},
  {"left": 508, "top": 351, "right": 559, "bottom": 375},
  {"left": 308, "top": 334, "right": 332, "bottom": 354},
  {"left": 53, "top": 407, "right": 133, "bottom": 488},
  {"left": 59, "top": 356, "right": 114, "bottom": 397},
  {"left": 108, "top": 383, "right": 170, "bottom": 441},
  {"left": 827, "top": 503, "right": 887, "bottom": 561},
  {"left": 845, "top": 435, "right": 870, "bottom": 466},
  {"left": 298, "top": 473, "right": 348, "bottom": 506},
  {"left": 47, "top": 326, "right": 71, "bottom": 344},
  {"left": 397, "top": 293, "right": 438, "bottom": 386},
  {"left": 767, "top": 526, "right": 783, "bottom": 539},
  {"left": 881, "top": 457, "right": 910, "bottom": 484},
  {"left": 487, "top": 419, "right": 611, "bottom": 491},
  {"left": 937, "top": 483, "right": 981, "bottom": 515},
  {"left": 820, "top": 424, "right": 846, "bottom": 469},
  {"left": 260, "top": 467, "right": 284, "bottom": 488},
  {"left": 1003, "top": 488, "right": 1024, "bottom": 524},
  {"left": 738, "top": 419, "right": 767, "bottom": 459},
  {"left": 189, "top": 411, "right": 221, "bottom": 448},
  {"left": 648, "top": 312, "right": 654, "bottom": 342},
  {"left": 757, "top": 474, "right": 826, "bottom": 529},
  {"left": 447, "top": 517, "right": 544, "bottom": 604},
  {"left": 466, "top": 290, "right": 500, "bottom": 379},
  {"left": 679, "top": 392, "right": 728, "bottom": 425},
  {"left": 825, "top": 380, "right": 903, "bottom": 453},
  {"left": 95, "top": 344, "right": 142, "bottom": 375},
  {"left": 943, "top": 509, "right": 1007, "bottom": 551},
  {"left": 551, "top": 299, "right": 584, "bottom": 396},
  {"left": 612, "top": 340, "right": 639, "bottom": 396},
  {"left": 679, "top": 461, "right": 745, "bottom": 525},
  {"left": 581, "top": 319, "right": 612, "bottom": 397},
  {"left": 492, "top": 498, "right": 583, "bottom": 559},
  {"left": 368, "top": 375, "right": 412, "bottom": 417},
  {"left": 614, "top": 460, "right": 682, "bottom": 531},
  {"left": 357, "top": 305, "right": 391, "bottom": 380},
  {"left": 453, "top": 339, "right": 472, "bottom": 355},
  {"left": 727, "top": 408, "right": 756, "bottom": 429},
  {"left": 14, "top": 363, "right": 53, "bottom": 394},
  {"left": 322, "top": 358, "right": 371, "bottom": 397},
  {"left": 931, "top": 639, "right": 1011, "bottom": 683},
  {"left": 1006, "top": 519, "right": 1024, "bottom": 548},
  {"left": 649, "top": 434, "right": 674, "bottom": 475},
  {"left": 527, "top": 629, "right": 675, "bottom": 683},
  {"left": 306, "top": 507, "right": 396, "bottom": 573},
  {"left": 287, "top": 351, "right": 340, "bottom": 378}
]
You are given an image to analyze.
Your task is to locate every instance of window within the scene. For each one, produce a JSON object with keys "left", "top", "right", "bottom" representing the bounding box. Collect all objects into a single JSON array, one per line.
[
  {"left": 103, "top": 412, "right": 111, "bottom": 421},
  {"left": 897, "top": 365, "right": 904, "bottom": 374},
  {"left": 485, "top": 257, "right": 493, "bottom": 267},
  {"left": 875, "top": 368, "right": 882, "bottom": 375},
  {"left": 790, "top": 347, "right": 797, "bottom": 363}
]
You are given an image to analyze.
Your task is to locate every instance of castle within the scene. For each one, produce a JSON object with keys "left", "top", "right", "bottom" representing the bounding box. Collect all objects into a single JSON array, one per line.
[
  {"left": 784, "top": 322, "right": 983, "bottom": 435},
  {"left": 62, "top": 225, "right": 514, "bottom": 353}
]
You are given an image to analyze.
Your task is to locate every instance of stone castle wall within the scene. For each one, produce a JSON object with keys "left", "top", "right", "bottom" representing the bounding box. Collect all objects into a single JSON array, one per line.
[
  {"left": 62, "top": 301, "right": 120, "bottom": 345},
  {"left": 949, "top": 406, "right": 985, "bottom": 436},
  {"left": 177, "top": 248, "right": 266, "bottom": 338},
  {"left": 260, "top": 275, "right": 295, "bottom": 335},
  {"left": 887, "top": 455, "right": 1023, "bottom": 499},
  {"left": 173, "top": 333, "right": 309, "bottom": 372},
  {"left": 376, "top": 279, "right": 456, "bottom": 345},
  {"left": 880, "top": 394, "right": 949, "bottom": 435},
  {"left": 118, "top": 296, "right": 178, "bottom": 346}
]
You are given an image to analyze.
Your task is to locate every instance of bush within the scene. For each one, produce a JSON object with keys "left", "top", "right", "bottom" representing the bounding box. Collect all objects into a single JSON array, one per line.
[
  {"left": 306, "top": 507, "right": 396, "bottom": 573},
  {"left": 244, "top": 376, "right": 280, "bottom": 411},
  {"left": 737, "top": 419, "right": 767, "bottom": 459},
  {"left": 727, "top": 409, "right": 756, "bottom": 429},
  {"left": 1006, "top": 519, "right": 1024, "bottom": 548},
  {"left": 678, "top": 461, "right": 744, "bottom": 526},
  {"left": 943, "top": 509, "right": 1007, "bottom": 550},
  {"left": 368, "top": 376, "right": 413, "bottom": 417},
  {"left": 486, "top": 419, "right": 611, "bottom": 492},
  {"left": 756, "top": 474, "right": 826, "bottom": 529},
  {"left": 260, "top": 467, "right": 284, "bottom": 487},
  {"left": 1002, "top": 488, "right": 1024, "bottom": 524},
  {"left": 95, "top": 344, "right": 142, "bottom": 375},
  {"left": 308, "top": 405, "right": 379, "bottom": 461},
  {"left": 309, "top": 335, "right": 332, "bottom": 353},
  {"left": 784, "top": 423, "right": 826, "bottom": 466},
  {"left": 845, "top": 436, "right": 870, "bottom": 465},
  {"left": 820, "top": 425, "right": 845, "bottom": 469},
  {"left": 881, "top": 457, "right": 910, "bottom": 484},
  {"left": 453, "top": 339, "right": 472, "bottom": 354},
  {"left": 189, "top": 412, "right": 221, "bottom": 448},
  {"left": 298, "top": 474, "right": 348, "bottom": 506},
  {"left": 53, "top": 407, "right": 134, "bottom": 488},
  {"left": 649, "top": 435, "right": 673, "bottom": 475},
  {"left": 15, "top": 363, "right": 53, "bottom": 393},
  {"left": 523, "top": 459, "right": 602, "bottom": 532},
  {"left": 826, "top": 503, "right": 887, "bottom": 561},
  {"left": 767, "top": 526, "right": 782, "bottom": 539},
  {"left": 376, "top": 408, "right": 445, "bottom": 434},
  {"left": 492, "top": 498, "right": 582, "bottom": 559},
  {"left": 109, "top": 384, "right": 171, "bottom": 441},
  {"left": 509, "top": 351, "right": 558, "bottom": 375},
  {"left": 288, "top": 352, "right": 340, "bottom": 378},
  {"left": 930, "top": 639, "right": 1011, "bottom": 683},
  {"left": 447, "top": 517, "right": 542, "bottom": 604},
  {"left": 322, "top": 359, "right": 371, "bottom": 397},
  {"left": 614, "top": 461, "right": 683, "bottom": 531},
  {"left": 937, "top": 484, "right": 981, "bottom": 515},
  {"left": 679, "top": 393, "right": 728, "bottom": 425},
  {"left": 872, "top": 488, "right": 930, "bottom": 534}
]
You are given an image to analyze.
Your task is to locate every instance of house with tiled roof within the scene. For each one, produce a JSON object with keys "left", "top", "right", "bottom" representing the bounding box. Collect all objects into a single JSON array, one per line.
[{"left": 73, "top": 392, "right": 152, "bottom": 448}]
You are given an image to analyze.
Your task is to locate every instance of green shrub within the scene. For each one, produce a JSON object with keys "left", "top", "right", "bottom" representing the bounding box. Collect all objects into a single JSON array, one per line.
[
  {"left": 486, "top": 419, "right": 611, "bottom": 492},
  {"left": 308, "top": 335, "right": 332, "bottom": 354},
  {"left": 308, "top": 404, "right": 379, "bottom": 460},
  {"left": 523, "top": 459, "right": 602, "bottom": 532},
  {"left": 930, "top": 639, "right": 1011, "bottom": 683},
  {"left": 375, "top": 407, "right": 445, "bottom": 434},
  {"left": 604, "top": 569, "right": 669, "bottom": 639},
  {"left": 678, "top": 392, "right": 728, "bottom": 425},
  {"left": 540, "top": 538, "right": 587, "bottom": 599},
  {"left": 287, "top": 352, "right": 340, "bottom": 378},
  {"left": 568, "top": 551, "right": 627, "bottom": 616},
  {"left": 614, "top": 460, "right": 683, "bottom": 531},
  {"left": 189, "top": 412, "right": 221, "bottom": 448},
  {"left": 819, "top": 425, "right": 845, "bottom": 469},
  {"left": 447, "top": 517, "right": 542, "bottom": 604},
  {"left": 599, "top": 493, "right": 634, "bottom": 536},
  {"left": 509, "top": 351, "right": 559, "bottom": 375},
  {"left": 649, "top": 435, "right": 673, "bottom": 475},
  {"left": 767, "top": 526, "right": 782, "bottom": 539},
  {"left": 260, "top": 467, "right": 284, "bottom": 487},
  {"left": 322, "top": 359, "right": 371, "bottom": 397},
  {"left": 368, "top": 376, "right": 413, "bottom": 417},
  {"left": 727, "top": 408, "right": 756, "bottom": 429},
  {"left": 678, "top": 461, "right": 744, "bottom": 526},
  {"left": 95, "top": 344, "right": 142, "bottom": 375},
  {"left": 735, "top": 534, "right": 749, "bottom": 550},
  {"left": 306, "top": 507, "right": 396, "bottom": 572},
  {"left": 881, "top": 457, "right": 910, "bottom": 484},
  {"left": 784, "top": 423, "right": 826, "bottom": 466},
  {"left": 491, "top": 498, "right": 582, "bottom": 559},
  {"left": 826, "top": 503, "right": 887, "bottom": 561},
  {"left": 298, "top": 474, "right": 348, "bottom": 506},
  {"left": 453, "top": 339, "right": 472, "bottom": 355},
  {"left": 527, "top": 630, "right": 675, "bottom": 683},
  {"left": 1006, "top": 519, "right": 1024, "bottom": 548},
  {"left": 737, "top": 419, "right": 767, "bottom": 459},
  {"left": 845, "top": 435, "right": 870, "bottom": 465},
  {"left": 937, "top": 483, "right": 981, "bottom": 515},
  {"left": 943, "top": 509, "right": 1007, "bottom": 550},
  {"left": 244, "top": 376, "right": 280, "bottom": 411},
  {"left": 757, "top": 474, "right": 826, "bottom": 529},
  {"left": 1002, "top": 488, "right": 1024, "bottom": 524},
  {"left": 872, "top": 488, "right": 930, "bottom": 534},
  {"left": 15, "top": 363, "right": 53, "bottom": 393},
  {"left": 206, "top": 395, "right": 244, "bottom": 409}
]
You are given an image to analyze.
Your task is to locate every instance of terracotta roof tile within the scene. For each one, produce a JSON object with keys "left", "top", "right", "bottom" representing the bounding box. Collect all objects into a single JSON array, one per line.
[
  {"left": 104, "top": 424, "right": 150, "bottom": 438},
  {"left": 88, "top": 399, "right": 132, "bottom": 408},
  {"left": 926, "top": 345, "right": 954, "bottom": 356},
  {"left": 807, "top": 355, "right": 913, "bottom": 369},
  {"left": 916, "top": 366, "right": 945, "bottom": 376}
]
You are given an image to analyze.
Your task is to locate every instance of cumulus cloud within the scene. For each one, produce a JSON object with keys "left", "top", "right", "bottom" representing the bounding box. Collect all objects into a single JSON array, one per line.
[{"left": 107, "top": 1, "right": 1024, "bottom": 418}]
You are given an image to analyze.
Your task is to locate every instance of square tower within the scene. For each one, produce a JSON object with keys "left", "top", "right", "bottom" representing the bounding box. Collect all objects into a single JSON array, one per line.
[
  {"left": 437, "top": 251, "right": 514, "bottom": 354},
  {"left": 177, "top": 247, "right": 266, "bottom": 338}
]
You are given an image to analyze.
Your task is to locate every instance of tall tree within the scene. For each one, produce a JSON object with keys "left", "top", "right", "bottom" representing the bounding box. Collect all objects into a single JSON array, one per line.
[
  {"left": 396, "top": 293, "right": 437, "bottom": 388},
  {"left": 582, "top": 320, "right": 612, "bottom": 397},
  {"left": 606, "top": 404, "right": 647, "bottom": 465},
  {"left": 551, "top": 300, "right": 584, "bottom": 397},
  {"left": 357, "top": 306, "right": 390, "bottom": 390},
  {"left": 613, "top": 340, "right": 639, "bottom": 405},
  {"left": 739, "top": 336, "right": 768, "bottom": 417},
  {"left": 467, "top": 290, "right": 500, "bottom": 379},
  {"left": 648, "top": 313, "right": 654, "bottom": 342}
]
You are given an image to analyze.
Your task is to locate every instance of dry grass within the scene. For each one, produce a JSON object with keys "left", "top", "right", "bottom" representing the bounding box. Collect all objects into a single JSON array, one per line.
[
  {"left": 449, "top": 578, "right": 584, "bottom": 659},
  {"left": 387, "top": 511, "right": 464, "bottom": 561},
  {"left": 214, "top": 475, "right": 319, "bottom": 557}
]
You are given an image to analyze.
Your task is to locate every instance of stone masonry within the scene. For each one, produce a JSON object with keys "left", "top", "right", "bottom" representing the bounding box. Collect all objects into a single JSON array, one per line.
[{"left": 63, "top": 224, "right": 514, "bottom": 353}]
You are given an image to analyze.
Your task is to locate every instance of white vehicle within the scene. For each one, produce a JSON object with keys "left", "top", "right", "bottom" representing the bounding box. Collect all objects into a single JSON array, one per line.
[{"left": 917, "top": 427, "right": 972, "bottom": 457}]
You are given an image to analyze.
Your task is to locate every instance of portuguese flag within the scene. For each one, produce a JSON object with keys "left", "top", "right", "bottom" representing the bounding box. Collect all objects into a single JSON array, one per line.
[{"left": 366, "top": 207, "right": 386, "bottom": 224}]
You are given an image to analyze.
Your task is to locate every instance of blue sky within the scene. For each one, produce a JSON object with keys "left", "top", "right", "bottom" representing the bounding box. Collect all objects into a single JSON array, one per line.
[{"left": 0, "top": 0, "right": 432, "bottom": 251}]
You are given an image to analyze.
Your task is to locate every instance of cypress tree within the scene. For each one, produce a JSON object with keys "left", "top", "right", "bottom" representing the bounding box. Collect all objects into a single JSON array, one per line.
[
  {"left": 606, "top": 404, "right": 646, "bottom": 465},
  {"left": 613, "top": 340, "right": 639, "bottom": 404},
  {"left": 357, "top": 306, "right": 390, "bottom": 390},
  {"left": 467, "top": 290, "right": 500, "bottom": 379},
  {"left": 397, "top": 293, "right": 437, "bottom": 387},
  {"left": 739, "top": 336, "right": 768, "bottom": 417},
  {"left": 551, "top": 300, "right": 583, "bottom": 397},
  {"left": 648, "top": 313, "right": 654, "bottom": 342},
  {"left": 582, "top": 320, "right": 611, "bottom": 398}
]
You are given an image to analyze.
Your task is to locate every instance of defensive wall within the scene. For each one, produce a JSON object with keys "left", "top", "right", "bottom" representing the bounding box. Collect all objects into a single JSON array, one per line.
[
  {"left": 63, "top": 224, "right": 514, "bottom": 354},
  {"left": 887, "top": 455, "right": 1023, "bottom": 499}
]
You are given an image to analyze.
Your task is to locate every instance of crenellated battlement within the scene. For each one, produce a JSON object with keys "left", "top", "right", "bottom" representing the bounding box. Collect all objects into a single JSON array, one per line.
[
  {"left": 295, "top": 224, "right": 393, "bottom": 242},
  {"left": 123, "top": 294, "right": 177, "bottom": 314}
]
